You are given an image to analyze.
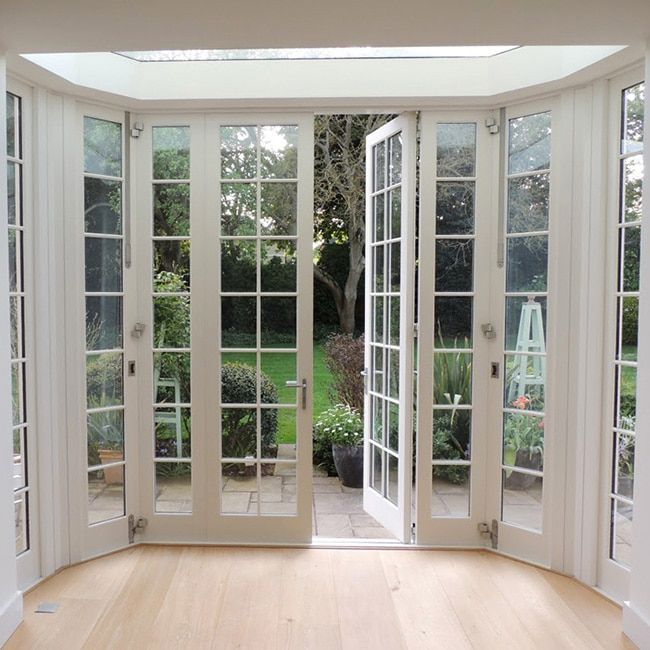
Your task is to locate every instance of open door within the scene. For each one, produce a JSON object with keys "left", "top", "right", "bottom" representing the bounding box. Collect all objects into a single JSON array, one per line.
[{"left": 363, "top": 115, "right": 416, "bottom": 542}]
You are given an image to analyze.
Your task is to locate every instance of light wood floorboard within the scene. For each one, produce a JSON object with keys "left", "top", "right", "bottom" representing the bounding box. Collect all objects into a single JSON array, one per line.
[{"left": 4, "top": 546, "right": 635, "bottom": 650}]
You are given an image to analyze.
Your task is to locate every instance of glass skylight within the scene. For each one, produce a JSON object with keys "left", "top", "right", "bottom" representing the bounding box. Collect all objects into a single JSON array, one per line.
[{"left": 117, "top": 46, "right": 517, "bottom": 62}]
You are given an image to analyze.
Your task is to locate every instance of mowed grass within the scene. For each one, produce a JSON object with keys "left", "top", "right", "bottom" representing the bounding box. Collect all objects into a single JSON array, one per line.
[{"left": 223, "top": 342, "right": 334, "bottom": 445}]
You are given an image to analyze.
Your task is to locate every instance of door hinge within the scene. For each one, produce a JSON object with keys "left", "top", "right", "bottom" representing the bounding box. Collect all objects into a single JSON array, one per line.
[
  {"left": 130, "top": 121, "right": 144, "bottom": 138},
  {"left": 413, "top": 322, "right": 419, "bottom": 337},
  {"left": 485, "top": 117, "right": 500, "bottom": 134},
  {"left": 128, "top": 514, "right": 148, "bottom": 544},
  {"left": 478, "top": 519, "right": 498, "bottom": 549},
  {"left": 411, "top": 522, "right": 416, "bottom": 542}
]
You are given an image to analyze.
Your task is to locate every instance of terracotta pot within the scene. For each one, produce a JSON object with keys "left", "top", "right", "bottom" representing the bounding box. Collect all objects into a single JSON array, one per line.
[
  {"left": 332, "top": 444, "right": 364, "bottom": 488},
  {"left": 98, "top": 449, "right": 124, "bottom": 485}
]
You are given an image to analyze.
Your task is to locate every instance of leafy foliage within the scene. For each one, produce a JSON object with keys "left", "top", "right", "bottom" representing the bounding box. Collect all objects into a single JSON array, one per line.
[
  {"left": 313, "top": 404, "right": 363, "bottom": 474},
  {"left": 324, "top": 333, "right": 365, "bottom": 415}
]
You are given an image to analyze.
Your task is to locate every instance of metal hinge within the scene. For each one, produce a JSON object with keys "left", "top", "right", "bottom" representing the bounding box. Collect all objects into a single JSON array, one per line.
[
  {"left": 411, "top": 522, "right": 416, "bottom": 542},
  {"left": 128, "top": 514, "right": 148, "bottom": 544},
  {"left": 413, "top": 322, "right": 419, "bottom": 337},
  {"left": 478, "top": 519, "right": 498, "bottom": 549},
  {"left": 130, "top": 121, "right": 144, "bottom": 138},
  {"left": 485, "top": 117, "right": 500, "bottom": 135}
]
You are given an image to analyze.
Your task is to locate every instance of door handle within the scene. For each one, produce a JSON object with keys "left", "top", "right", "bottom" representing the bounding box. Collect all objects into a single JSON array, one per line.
[{"left": 285, "top": 379, "right": 308, "bottom": 409}]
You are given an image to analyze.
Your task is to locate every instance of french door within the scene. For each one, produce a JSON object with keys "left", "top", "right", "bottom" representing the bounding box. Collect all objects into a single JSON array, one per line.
[
  {"left": 134, "top": 114, "right": 314, "bottom": 544},
  {"left": 366, "top": 107, "right": 563, "bottom": 564}
]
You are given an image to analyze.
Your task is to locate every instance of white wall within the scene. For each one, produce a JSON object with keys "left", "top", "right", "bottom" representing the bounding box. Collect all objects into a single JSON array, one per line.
[
  {"left": 623, "top": 45, "right": 650, "bottom": 648},
  {"left": 0, "top": 54, "right": 24, "bottom": 646}
]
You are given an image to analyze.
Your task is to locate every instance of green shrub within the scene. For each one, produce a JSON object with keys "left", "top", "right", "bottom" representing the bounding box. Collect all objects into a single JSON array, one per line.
[
  {"left": 324, "top": 334, "right": 365, "bottom": 415},
  {"left": 313, "top": 404, "right": 363, "bottom": 475},
  {"left": 432, "top": 412, "right": 470, "bottom": 485},
  {"left": 221, "top": 362, "right": 279, "bottom": 461}
]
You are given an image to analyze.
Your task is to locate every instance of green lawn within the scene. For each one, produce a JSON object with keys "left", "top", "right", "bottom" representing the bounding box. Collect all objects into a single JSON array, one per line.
[{"left": 223, "top": 342, "right": 334, "bottom": 445}]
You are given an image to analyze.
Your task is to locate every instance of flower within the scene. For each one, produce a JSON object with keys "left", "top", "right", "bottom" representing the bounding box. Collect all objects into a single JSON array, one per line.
[{"left": 512, "top": 395, "right": 531, "bottom": 410}]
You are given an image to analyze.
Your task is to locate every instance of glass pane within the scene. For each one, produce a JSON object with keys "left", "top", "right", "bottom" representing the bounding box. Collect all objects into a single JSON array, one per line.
[
  {"left": 374, "top": 141, "right": 386, "bottom": 191},
  {"left": 260, "top": 182, "right": 297, "bottom": 236},
  {"left": 154, "top": 352, "right": 191, "bottom": 403},
  {"left": 505, "top": 296, "right": 547, "bottom": 352},
  {"left": 433, "top": 353, "right": 472, "bottom": 406},
  {"left": 85, "top": 177, "right": 122, "bottom": 235},
  {"left": 153, "top": 240, "right": 190, "bottom": 288},
  {"left": 261, "top": 297, "right": 296, "bottom": 347},
  {"left": 387, "top": 454, "right": 398, "bottom": 505},
  {"left": 434, "top": 296, "right": 472, "bottom": 347},
  {"left": 389, "top": 296, "right": 400, "bottom": 346},
  {"left": 85, "top": 237, "right": 122, "bottom": 292},
  {"left": 221, "top": 126, "right": 257, "bottom": 180},
  {"left": 221, "top": 182, "right": 257, "bottom": 236},
  {"left": 14, "top": 492, "right": 28, "bottom": 554},
  {"left": 13, "top": 428, "right": 26, "bottom": 489},
  {"left": 615, "top": 432, "right": 635, "bottom": 499},
  {"left": 506, "top": 235, "right": 548, "bottom": 293},
  {"left": 387, "top": 402, "right": 399, "bottom": 452},
  {"left": 373, "top": 193, "right": 385, "bottom": 242},
  {"left": 8, "top": 229, "right": 20, "bottom": 293},
  {"left": 616, "top": 365, "right": 637, "bottom": 427},
  {"left": 221, "top": 240, "right": 256, "bottom": 292},
  {"left": 508, "top": 112, "right": 551, "bottom": 174},
  {"left": 502, "top": 471, "right": 543, "bottom": 531},
  {"left": 373, "top": 296, "right": 384, "bottom": 344},
  {"left": 155, "top": 462, "right": 192, "bottom": 513},
  {"left": 259, "top": 463, "right": 297, "bottom": 515},
  {"left": 11, "top": 362, "right": 24, "bottom": 426},
  {"left": 86, "top": 352, "right": 123, "bottom": 408},
  {"left": 261, "top": 240, "right": 296, "bottom": 292},
  {"left": 6, "top": 93, "right": 17, "bottom": 159},
  {"left": 261, "top": 353, "right": 296, "bottom": 405},
  {"left": 88, "top": 466, "right": 125, "bottom": 524},
  {"left": 389, "top": 188, "right": 401, "bottom": 240},
  {"left": 7, "top": 162, "right": 18, "bottom": 226},
  {"left": 221, "top": 354, "right": 257, "bottom": 404},
  {"left": 507, "top": 174, "right": 549, "bottom": 233},
  {"left": 86, "top": 296, "right": 122, "bottom": 350},
  {"left": 433, "top": 409, "right": 471, "bottom": 460},
  {"left": 622, "top": 156, "right": 643, "bottom": 223},
  {"left": 222, "top": 408, "right": 257, "bottom": 458},
  {"left": 221, "top": 297, "right": 256, "bottom": 348},
  {"left": 84, "top": 117, "right": 122, "bottom": 177},
  {"left": 390, "top": 242, "right": 400, "bottom": 292},
  {"left": 371, "top": 397, "right": 383, "bottom": 442},
  {"left": 87, "top": 409, "right": 124, "bottom": 466},
  {"left": 372, "top": 349, "right": 384, "bottom": 394},
  {"left": 371, "top": 444, "right": 383, "bottom": 493},
  {"left": 389, "top": 349, "right": 399, "bottom": 400},
  {"left": 153, "top": 296, "right": 190, "bottom": 348},
  {"left": 437, "top": 123, "right": 476, "bottom": 177},
  {"left": 504, "top": 354, "right": 546, "bottom": 411},
  {"left": 260, "top": 125, "right": 298, "bottom": 179},
  {"left": 155, "top": 407, "right": 191, "bottom": 458},
  {"left": 432, "top": 466, "right": 470, "bottom": 517},
  {"left": 273, "top": 407, "right": 295, "bottom": 447},
  {"left": 153, "top": 183, "right": 190, "bottom": 236},
  {"left": 388, "top": 134, "right": 402, "bottom": 185},
  {"left": 153, "top": 126, "right": 190, "bottom": 180},
  {"left": 619, "top": 296, "right": 638, "bottom": 361},
  {"left": 221, "top": 462, "right": 257, "bottom": 514},
  {"left": 374, "top": 245, "right": 385, "bottom": 292},
  {"left": 503, "top": 412, "right": 544, "bottom": 471},
  {"left": 622, "top": 83, "right": 645, "bottom": 154},
  {"left": 611, "top": 499, "right": 633, "bottom": 567},
  {"left": 435, "top": 239, "right": 473, "bottom": 292},
  {"left": 621, "top": 226, "right": 641, "bottom": 292},
  {"left": 10, "top": 296, "right": 23, "bottom": 359},
  {"left": 436, "top": 182, "right": 474, "bottom": 235}
]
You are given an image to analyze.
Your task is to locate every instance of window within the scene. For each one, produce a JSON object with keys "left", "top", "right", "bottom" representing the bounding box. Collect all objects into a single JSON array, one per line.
[{"left": 609, "top": 82, "right": 644, "bottom": 567}]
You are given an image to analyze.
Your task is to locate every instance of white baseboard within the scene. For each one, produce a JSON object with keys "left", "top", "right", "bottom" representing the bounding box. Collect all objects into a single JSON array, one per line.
[
  {"left": 0, "top": 591, "right": 23, "bottom": 646},
  {"left": 623, "top": 601, "right": 650, "bottom": 649}
]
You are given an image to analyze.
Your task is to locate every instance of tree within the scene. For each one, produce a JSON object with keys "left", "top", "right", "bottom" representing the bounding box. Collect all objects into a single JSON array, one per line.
[{"left": 313, "top": 114, "right": 394, "bottom": 334}]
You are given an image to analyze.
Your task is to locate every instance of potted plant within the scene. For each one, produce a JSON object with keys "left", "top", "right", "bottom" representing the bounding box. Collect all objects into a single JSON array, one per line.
[
  {"left": 503, "top": 395, "right": 544, "bottom": 490},
  {"left": 88, "top": 409, "right": 124, "bottom": 485},
  {"left": 314, "top": 404, "right": 364, "bottom": 488}
]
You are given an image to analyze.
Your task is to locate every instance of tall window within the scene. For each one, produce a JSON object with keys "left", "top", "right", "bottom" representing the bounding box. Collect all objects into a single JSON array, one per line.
[
  {"left": 501, "top": 111, "right": 551, "bottom": 532},
  {"left": 431, "top": 123, "right": 476, "bottom": 517},
  {"left": 84, "top": 116, "right": 126, "bottom": 524},
  {"left": 609, "top": 82, "right": 644, "bottom": 567},
  {"left": 6, "top": 92, "right": 30, "bottom": 554}
]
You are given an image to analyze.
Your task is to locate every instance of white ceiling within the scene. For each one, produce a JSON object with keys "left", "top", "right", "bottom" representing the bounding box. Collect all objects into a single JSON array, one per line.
[{"left": 1, "top": 0, "right": 649, "bottom": 53}]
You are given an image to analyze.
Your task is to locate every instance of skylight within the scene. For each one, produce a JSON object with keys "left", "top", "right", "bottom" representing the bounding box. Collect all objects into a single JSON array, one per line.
[{"left": 116, "top": 46, "right": 517, "bottom": 62}]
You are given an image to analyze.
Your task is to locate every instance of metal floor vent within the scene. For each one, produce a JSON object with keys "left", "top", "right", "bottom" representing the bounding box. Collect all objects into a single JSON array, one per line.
[{"left": 35, "top": 602, "right": 59, "bottom": 614}]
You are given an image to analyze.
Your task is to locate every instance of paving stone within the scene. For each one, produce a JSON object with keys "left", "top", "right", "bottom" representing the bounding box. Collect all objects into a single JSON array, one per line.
[
  {"left": 261, "top": 502, "right": 297, "bottom": 515},
  {"left": 313, "top": 493, "right": 365, "bottom": 514},
  {"left": 349, "top": 514, "right": 383, "bottom": 528},
  {"left": 223, "top": 476, "right": 257, "bottom": 492},
  {"left": 315, "top": 514, "right": 354, "bottom": 538},
  {"left": 352, "top": 526, "right": 396, "bottom": 540},
  {"left": 154, "top": 500, "right": 192, "bottom": 513},
  {"left": 313, "top": 482, "right": 343, "bottom": 494},
  {"left": 221, "top": 492, "right": 251, "bottom": 514},
  {"left": 277, "top": 444, "right": 297, "bottom": 460},
  {"left": 341, "top": 485, "right": 363, "bottom": 494}
]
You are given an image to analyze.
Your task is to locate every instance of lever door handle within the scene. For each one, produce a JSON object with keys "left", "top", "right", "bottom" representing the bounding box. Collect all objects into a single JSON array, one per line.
[{"left": 285, "top": 379, "right": 308, "bottom": 409}]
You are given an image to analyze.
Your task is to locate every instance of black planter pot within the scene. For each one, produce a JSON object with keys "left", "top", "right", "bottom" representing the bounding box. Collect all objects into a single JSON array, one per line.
[
  {"left": 332, "top": 444, "right": 364, "bottom": 488},
  {"left": 504, "top": 450, "right": 543, "bottom": 490}
]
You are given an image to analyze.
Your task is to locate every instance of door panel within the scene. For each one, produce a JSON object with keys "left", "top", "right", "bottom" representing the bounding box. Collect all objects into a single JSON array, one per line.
[{"left": 363, "top": 115, "right": 416, "bottom": 542}]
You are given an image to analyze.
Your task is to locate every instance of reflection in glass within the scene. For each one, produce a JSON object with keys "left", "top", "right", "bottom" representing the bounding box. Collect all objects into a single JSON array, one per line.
[
  {"left": 260, "top": 125, "right": 298, "bottom": 179},
  {"left": 507, "top": 174, "right": 549, "bottom": 233},
  {"left": 14, "top": 493, "right": 28, "bottom": 554},
  {"left": 508, "top": 112, "right": 551, "bottom": 174},
  {"left": 85, "top": 237, "right": 122, "bottom": 292},
  {"left": 374, "top": 193, "right": 385, "bottom": 241},
  {"left": 437, "top": 123, "right": 476, "bottom": 177},
  {"left": 622, "top": 83, "right": 645, "bottom": 154},
  {"left": 153, "top": 183, "right": 190, "bottom": 236},
  {"left": 434, "top": 296, "right": 472, "bottom": 346},
  {"left": 388, "top": 134, "right": 402, "bottom": 185},
  {"left": 621, "top": 226, "right": 641, "bottom": 292},
  {"left": 435, "top": 239, "right": 473, "bottom": 292},
  {"left": 436, "top": 182, "right": 474, "bottom": 235},
  {"left": 153, "top": 126, "right": 190, "bottom": 180},
  {"left": 221, "top": 126, "right": 257, "bottom": 179},
  {"left": 389, "top": 188, "right": 401, "bottom": 239},
  {"left": 221, "top": 182, "right": 257, "bottom": 236},
  {"left": 611, "top": 499, "right": 633, "bottom": 567},
  {"left": 85, "top": 178, "right": 122, "bottom": 234},
  {"left": 7, "top": 162, "right": 17, "bottom": 226},
  {"left": 619, "top": 297, "right": 638, "bottom": 361},
  {"left": 84, "top": 117, "right": 122, "bottom": 176},
  {"left": 622, "top": 156, "right": 643, "bottom": 223},
  {"left": 374, "top": 141, "right": 386, "bottom": 192},
  {"left": 86, "top": 296, "right": 123, "bottom": 350}
]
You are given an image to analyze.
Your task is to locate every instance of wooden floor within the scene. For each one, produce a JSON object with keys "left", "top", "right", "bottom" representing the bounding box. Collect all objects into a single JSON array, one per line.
[{"left": 6, "top": 545, "right": 634, "bottom": 650}]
